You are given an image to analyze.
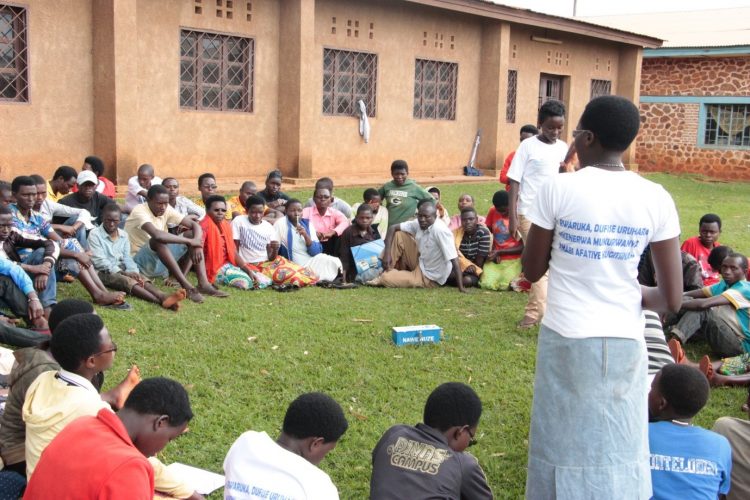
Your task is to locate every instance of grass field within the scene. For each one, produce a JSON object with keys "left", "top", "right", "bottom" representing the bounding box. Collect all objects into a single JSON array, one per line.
[{"left": 53, "top": 173, "right": 750, "bottom": 499}]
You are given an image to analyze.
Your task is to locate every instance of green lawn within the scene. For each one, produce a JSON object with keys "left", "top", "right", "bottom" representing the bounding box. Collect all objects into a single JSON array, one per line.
[{"left": 53, "top": 173, "right": 749, "bottom": 499}]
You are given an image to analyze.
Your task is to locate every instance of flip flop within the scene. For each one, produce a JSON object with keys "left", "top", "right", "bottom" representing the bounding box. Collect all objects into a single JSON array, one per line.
[
  {"left": 667, "top": 339, "right": 686, "bottom": 364},
  {"left": 104, "top": 301, "right": 133, "bottom": 311}
]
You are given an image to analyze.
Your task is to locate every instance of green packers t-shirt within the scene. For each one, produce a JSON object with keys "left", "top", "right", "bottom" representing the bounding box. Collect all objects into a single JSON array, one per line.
[{"left": 378, "top": 179, "right": 433, "bottom": 226}]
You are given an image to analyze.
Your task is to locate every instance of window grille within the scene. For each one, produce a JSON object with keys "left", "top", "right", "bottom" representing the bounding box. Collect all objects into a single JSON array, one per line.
[
  {"left": 590, "top": 79, "right": 611, "bottom": 100},
  {"left": 704, "top": 104, "right": 750, "bottom": 147},
  {"left": 322, "top": 48, "right": 377, "bottom": 117},
  {"left": 413, "top": 58, "right": 457, "bottom": 120},
  {"left": 506, "top": 70, "right": 517, "bottom": 123},
  {"left": 180, "top": 29, "right": 254, "bottom": 112},
  {"left": 0, "top": 4, "right": 28, "bottom": 102}
]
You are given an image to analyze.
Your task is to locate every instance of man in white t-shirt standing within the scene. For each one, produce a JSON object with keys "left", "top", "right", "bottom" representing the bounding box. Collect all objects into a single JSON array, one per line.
[
  {"left": 224, "top": 392, "right": 348, "bottom": 500},
  {"left": 507, "top": 100, "right": 569, "bottom": 328},
  {"left": 522, "top": 96, "right": 683, "bottom": 499}
]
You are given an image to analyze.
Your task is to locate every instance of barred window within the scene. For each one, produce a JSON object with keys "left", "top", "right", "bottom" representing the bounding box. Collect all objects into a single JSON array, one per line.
[
  {"left": 322, "top": 48, "right": 377, "bottom": 117},
  {"left": 413, "top": 59, "right": 457, "bottom": 120},
  {"left": 590, "top": 79, "right": 611, "bottom": 100},
  {"left": 703, "top": 104, "right": 750, "bottom": 147},
  {"left": 180, "top": 29, "right": 254, "bottom": 112},
  {"left": 0, "top": 4, "right": 28, "bottom": 102},
  {"left": 506, "top": 70, "right": 517, "bottom": 123}
]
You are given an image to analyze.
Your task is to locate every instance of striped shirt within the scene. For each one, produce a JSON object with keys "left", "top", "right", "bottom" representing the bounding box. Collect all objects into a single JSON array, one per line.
[
  {"left": 232, "top": 217, "right": 278, "bottom": 264},
  {"left": 644, "top": 310, "right": 673, "bottom": 375},
  {"left": 458, "top": 226, "right": 492, "bottom": 264}
]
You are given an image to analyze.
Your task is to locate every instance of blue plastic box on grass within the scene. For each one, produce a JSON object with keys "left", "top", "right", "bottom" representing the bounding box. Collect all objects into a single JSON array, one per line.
[{"left": 392, "top": 325, "right": 443, "bottom": 346}]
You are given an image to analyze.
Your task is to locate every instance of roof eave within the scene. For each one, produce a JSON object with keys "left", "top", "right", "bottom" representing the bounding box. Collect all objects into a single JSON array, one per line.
[{"left": 402, "top": 0, "right": 663, "bottom": 48}]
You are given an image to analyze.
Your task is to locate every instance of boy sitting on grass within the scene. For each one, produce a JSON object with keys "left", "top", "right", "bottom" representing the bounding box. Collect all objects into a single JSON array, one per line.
[
  {"left": 352, "top": 188, "right": 388, "bottom": 238},
  {"left": 670, "top": 252, "right": 750, "bottom": 358},
  {"left": 229, "top": 181, "right": 258, "bottom": 219},
  {"left": 337, "top": 204, "right": 381, "bottom": 283},
  {"left": 224, "top": 392, "right": 348, "bottom": 500},
  {"left": 88, "top": 204, "right": 186, "bottom": 310},
  {"left": 370, "top": 382, "right": 492, "bottom": 499},
  {"left": 682, "top": 213, "right": 722, "bottom": 286},
  {"left": 648, "top": 364, "right": 731, "bottom": 499}
]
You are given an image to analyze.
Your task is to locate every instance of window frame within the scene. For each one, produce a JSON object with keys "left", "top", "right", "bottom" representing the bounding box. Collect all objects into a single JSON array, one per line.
[
  {"left": 322, "top": 47, "right": 378, "bottom": 118},
  {"left": 699, "top": 102, "right": 750, "bottom": 150},
  {"left": 413, "top": 57, "right": 458, "bottom": 121},
  {"left": 0, "top": 2, "right": 29, "bottom": 104},
  {"left": 179, "top": 28, "right": 255, "bottom": 113}
]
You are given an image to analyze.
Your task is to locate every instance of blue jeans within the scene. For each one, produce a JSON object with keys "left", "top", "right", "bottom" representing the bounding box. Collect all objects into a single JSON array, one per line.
[
  {"left": 134, "top": 242, "right": 187, "bottom": 278},
  {"left": 21, "top": 248, "right": 57, "bottom": 308},
  {"left": 63, "top": 215, "right": 89, "bottom": 250}
]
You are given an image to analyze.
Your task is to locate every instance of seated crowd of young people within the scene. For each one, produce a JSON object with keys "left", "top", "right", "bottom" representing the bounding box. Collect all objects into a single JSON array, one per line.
[{"left": 1, "top": 95, "right": 750, "bottom": 498}]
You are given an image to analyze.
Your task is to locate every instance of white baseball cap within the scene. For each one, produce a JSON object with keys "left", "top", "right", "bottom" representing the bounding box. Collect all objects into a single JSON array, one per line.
[{"left": 77, "top": 170, "right": 98, "bottom": 186}]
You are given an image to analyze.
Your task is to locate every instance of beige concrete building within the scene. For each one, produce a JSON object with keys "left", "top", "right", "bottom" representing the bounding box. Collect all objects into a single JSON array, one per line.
[{"left": 0, "top": 0, "right": 658, "bottom": 187}]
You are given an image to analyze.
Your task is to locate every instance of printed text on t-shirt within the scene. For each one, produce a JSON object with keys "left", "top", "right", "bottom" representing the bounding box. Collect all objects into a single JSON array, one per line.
[{"left": 556, "top": 219, "right": 650, "bottom": 261}]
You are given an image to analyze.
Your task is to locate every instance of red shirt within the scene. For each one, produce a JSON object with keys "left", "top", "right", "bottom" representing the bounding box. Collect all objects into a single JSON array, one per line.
[
  {"left": 485, "top": 207, "right": 522, "bottom": 260},
  {"left": 681, "top": 236, "right": 720, "bottom": 286},
  {"left": 24, "top": 409, "right": 153, "bottom": 500},
  {"left": 499, "top": 151, "right": 515, "bottom": 191}
]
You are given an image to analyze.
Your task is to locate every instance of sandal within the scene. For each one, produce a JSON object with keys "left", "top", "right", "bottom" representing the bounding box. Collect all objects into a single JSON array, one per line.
[
  {"left": 517, "top": 316, "right": 539, "bottom": 329},
  {"left": 186, "top": 288, "right": 205, "bottom": 304},
  {"left": 198, "top": 286, "right": 229, "bottom": 298},
  {"left": 104, "top": 301, "right": 133, "bottom": 311}
]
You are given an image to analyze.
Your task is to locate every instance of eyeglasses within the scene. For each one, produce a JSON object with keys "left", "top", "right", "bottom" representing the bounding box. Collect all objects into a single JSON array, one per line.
[
  {"left": 467, "top": 427, "right": 478, "bottom": 447},
  {"left": 94, "top": 342, "right": 118, "bottom": 356},
  {"left": 572, "top": 129, "right": 591, "bottom": 138}
]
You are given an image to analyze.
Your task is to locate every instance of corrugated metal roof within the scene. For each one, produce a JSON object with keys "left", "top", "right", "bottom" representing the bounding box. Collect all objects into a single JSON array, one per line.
[{"left": 578, "top": 7, "right": 750, "bottom": 48}]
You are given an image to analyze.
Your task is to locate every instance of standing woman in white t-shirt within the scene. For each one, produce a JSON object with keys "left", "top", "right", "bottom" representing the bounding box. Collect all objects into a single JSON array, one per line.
[
  {"left": 507, "top": 100, "right": 569, "bottom": 328},
  {"left": 522, "top": 96, "right": 683, "bottom": 499}
]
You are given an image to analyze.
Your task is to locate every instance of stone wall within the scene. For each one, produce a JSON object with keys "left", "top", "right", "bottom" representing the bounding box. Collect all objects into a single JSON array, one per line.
[
  {"left": 641, "top": 57, "right": 750, "bottom": 96},
  {"left": 636, "top": 55, "right": 750, "bottom": 180}
]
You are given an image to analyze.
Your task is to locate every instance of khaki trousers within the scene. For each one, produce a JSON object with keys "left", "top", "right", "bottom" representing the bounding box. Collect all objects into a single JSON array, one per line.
[
  {"left": 378, "top": 232, "right": 438, "bottom": 288},
  {"left": 519, "top": 214, "right": 547, "bottom": 321}
]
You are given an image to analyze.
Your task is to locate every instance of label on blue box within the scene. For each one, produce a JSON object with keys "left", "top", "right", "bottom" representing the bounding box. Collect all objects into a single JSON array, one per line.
[{"left": 392, "top": 325, "right": 442, "bottom": 346}]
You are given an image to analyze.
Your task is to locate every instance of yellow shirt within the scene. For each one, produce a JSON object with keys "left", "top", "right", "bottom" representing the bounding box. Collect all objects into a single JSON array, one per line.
[
  {"left": 22, "top": 370, "right": 110, "bottom": 478},
  {"left": 46, "top": 181, "right": 63, "bottom": 203},
  {"left": 124, "top": 203, "right": 184, "bottom": 254}
]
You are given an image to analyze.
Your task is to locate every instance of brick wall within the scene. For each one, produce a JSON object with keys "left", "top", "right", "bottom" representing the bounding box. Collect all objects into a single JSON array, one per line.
[
  {"left": 641, "top": 57, "right": 750, "bottom": 96},
  {"left": 636, "top": 55, "right": 750, "bottom": 180}
]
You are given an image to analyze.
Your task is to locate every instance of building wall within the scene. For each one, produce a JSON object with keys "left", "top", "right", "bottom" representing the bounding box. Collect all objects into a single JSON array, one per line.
[
  {"left": 0, "top": 0, "right": 649, "bottom": 184},
  {"left": 309, "top": 0, "right": 482, "bottom": 178},
  {"left": 636, "top": 56, "right": 750, "bottom": 180},
  {"left": 504, "top": 25, "right": 622, "bottom": 158},
  {"left": 132, "top": 0, "right": 280, "bottom": 184},
  {"left": 0, "top": 0, "right": 94, "bottom": 179},
  {"left": 641, "top": 56, "right": 750, "bottom": 96}
]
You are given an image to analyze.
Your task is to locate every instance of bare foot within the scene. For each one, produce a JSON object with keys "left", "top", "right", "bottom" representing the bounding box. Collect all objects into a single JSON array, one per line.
[
  {"left": 108, "top": 365, "right": 142, "bottom": 409},
  {"left": 186, "top": 288, "right": 204, "bottom": 304},
  {"left": 94, "top": 291, "right": 126, "bottom": 306},
  {"left": 699, "top": 355, "right": 714, "bottom": 381},
  {"left": 162, "top": 289, "right": 187, "bottom": 310},
  {"left": 668, "top": 339, "right": 686, "bottom": 364}
]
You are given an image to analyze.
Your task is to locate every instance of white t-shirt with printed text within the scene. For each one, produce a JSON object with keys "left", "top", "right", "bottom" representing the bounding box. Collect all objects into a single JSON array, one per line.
[
  {"left": 223, "top": 431, "right": 339, "bottom": 500},
  {"left": 507, "top": 136, "right": 568, "bottom": 215},
  {"left": 526, "top": 167, "right": 680, "bottom": 340}
]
